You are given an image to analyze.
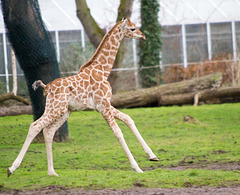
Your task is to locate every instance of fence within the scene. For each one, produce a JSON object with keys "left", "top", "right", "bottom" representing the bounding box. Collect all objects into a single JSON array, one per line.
[{"left": 1, "top": 20, "right": 240, "bottom": 95}]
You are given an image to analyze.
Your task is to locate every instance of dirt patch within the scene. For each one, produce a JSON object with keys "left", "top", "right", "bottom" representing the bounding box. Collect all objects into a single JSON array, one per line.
[
  {"left": 166, "top": 162, "right": 240, "bottom": 171},
  {"left": 1, "top": 163, "right": 240, "bottom": 195},
  {"left": 1, "top": 185, "right": 240, "bottom": 195}
]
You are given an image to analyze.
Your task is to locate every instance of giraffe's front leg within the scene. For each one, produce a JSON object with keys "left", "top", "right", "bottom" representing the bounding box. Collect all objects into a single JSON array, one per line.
[
  {"left": 113, "top": 108, "right": 159, "bottom": 161},
  {"left": 8, "top": 117, "right": 48, "bottom": 177},
  {"left": 102, "top": 113, "right": 143, "bottom": 173},
  {"left": 43, "top": 112, "right": 70, "bottom": 176}
]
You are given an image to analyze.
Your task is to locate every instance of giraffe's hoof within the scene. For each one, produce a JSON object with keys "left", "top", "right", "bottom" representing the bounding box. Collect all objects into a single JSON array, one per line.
[
  {"left": 135, "top": 168, "right": 144, "bottom": 173},
  {"left": 7, "top": 168, "right": 12, "bottom": 177},
  {"left": 48, "top": 172, "right": 59, "bottom": 177},
  {"left": 149, "top": 157, "right": 159, "bottom": 161}
]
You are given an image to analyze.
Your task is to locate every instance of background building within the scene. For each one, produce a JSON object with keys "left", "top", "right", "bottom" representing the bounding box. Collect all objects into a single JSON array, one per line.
[{"left": 0, "top": 0, "right": 240, "bottom": 93}]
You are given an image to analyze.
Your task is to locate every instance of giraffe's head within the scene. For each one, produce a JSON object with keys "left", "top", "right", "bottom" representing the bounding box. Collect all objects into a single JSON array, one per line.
[{"left": 121, "top": 17, "right": 146, "bottom": 40}]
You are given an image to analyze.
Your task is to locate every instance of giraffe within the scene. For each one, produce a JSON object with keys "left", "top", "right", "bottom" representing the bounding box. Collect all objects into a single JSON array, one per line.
[{"left": 7, "top": 17, "right": 158, "bottom": 177}]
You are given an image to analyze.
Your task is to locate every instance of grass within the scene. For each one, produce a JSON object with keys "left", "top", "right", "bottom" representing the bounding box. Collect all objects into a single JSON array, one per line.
[{"left": 0, "top": 103, "right": 240, "bottom": 190}]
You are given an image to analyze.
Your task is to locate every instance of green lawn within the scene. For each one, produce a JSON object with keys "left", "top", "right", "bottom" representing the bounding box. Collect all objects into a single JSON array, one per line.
[{"left": 0, "top": 103, "right": 240, "bottom": 190}]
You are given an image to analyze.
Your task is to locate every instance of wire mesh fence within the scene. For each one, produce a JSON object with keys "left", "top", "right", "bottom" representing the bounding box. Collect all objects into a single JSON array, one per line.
[{"left": 1, "top": 21, "right": 240, "bottom": 96}]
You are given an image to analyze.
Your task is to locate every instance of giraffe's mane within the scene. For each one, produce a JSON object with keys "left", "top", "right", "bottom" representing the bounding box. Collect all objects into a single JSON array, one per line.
[{"left": 79, "top": 20, "right": 123, "bottom": 72}]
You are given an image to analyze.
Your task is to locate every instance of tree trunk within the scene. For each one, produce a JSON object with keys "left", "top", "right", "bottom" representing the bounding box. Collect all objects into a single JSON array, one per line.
[
  {"left": 1, "top": 0, "right": 68, "bottom": 142},
  {"left": 111, "top": 73, "right": 223, "bottom": 108},
  {"left": 75, "top": 0, "right": 134, "bottom": 94},
  {"left": 75, "top": 0, "right": 104, "bottom": 48}
]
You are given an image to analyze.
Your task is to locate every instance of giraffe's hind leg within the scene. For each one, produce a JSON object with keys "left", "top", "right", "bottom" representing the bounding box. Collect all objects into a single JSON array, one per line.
[
  {"left": 43, "top": 111, "right": 70, "bottom": 176},
  {"left": 113, "top": 107, "right": 159, "bottom": 161},
  {"left": 8, "top": 116, "right": 52, "bottom": 177},
  {"left": 101, "top": 110, "right": 143, "bottom": 173}
]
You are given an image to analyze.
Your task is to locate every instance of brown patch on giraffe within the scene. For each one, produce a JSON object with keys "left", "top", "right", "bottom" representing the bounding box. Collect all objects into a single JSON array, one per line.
[
  {"left": 102, "top": 99, "right": 110, "bottom": 107},
  {"left": 102, "top": 50, "right": 110, "bottom": 56},
  {"left": 112, "top": 28, "right": 119, "bottom": 35},
  {"left": 99, "top": 55, "right": 107, "bottom": 64},
  {"left": 47, "top": 93, "right": 54, "bottom": 99},
  {"left": 48, "top": 100, "right": 54, "bottom": 106},
  {"left": 92, "top": 61, "right": 98, "bottom": 66},
  {"left": 92, "top": 69, "right": 103, "bottom": 81},
  {"left": 110, "top": 36, "right": 118, "bottom": 47},
  {"left": 72, "top": 82, "right": 77, "bottom": 88},
  {"left": 55, "top": 95, "right": 60, "bottom": 100},
  {"left": 92, "top": 83, "right": 99, "bottom": 91},
  {"left": 64, "top": 87, "right": 69, "bottom": 94},
  {"left": 93, "top": 95, "right": 102, "bottom": 105},
  {"left": 55, "top": 80, "right": 62, "bottom": 87},
  {"left": 108, "top": 57, "right": 114, "bottom": 64},
  {"left": 71, "top": 89, "right": 77, "bottom": 96},
  {"left": 80, "top": 72, "right": 89, "bottom": 80},
  {"left": 90, "top": 76, "right": 95, "bottom": 85},
  {"left": 95, "top": 89, "right": 104, "bottom": 97},
  {"left": 84, "top": 81, "right": 89, "bottom": 89},
  {"left": 100, "top": 83, "right": 108, "bottom": 96},
  {"left": 103, "top": 65, "right": 111, "bottom": 72},
  {"left": 55, "top": 86, "right": 64, "bottom": 94},
  {"left": 95, "top": 65, "right": 102, "bottom": 70},
  {"left": 63, "top": 80, "right": 68, "bottom": 87},
  {"left": 84, "top": 68, "right": 90, "bottom": 75},
  {"left": 111, "top": 46, "right": 118, "bottom": 51},
  {"left": 103, "top": 42, "right": 111, "bottom": 50},
  {"left": 79, "top": 80, "right": 84, "bottom": 87},
  {"left": 104, "top": 72, "right": 109, "bottom": 78},
  {"left": 106, "top": 91, "right": 112, "bottom": 98},
  {"left": 110, "top": 51, "right": 117, "bottom": 56}
]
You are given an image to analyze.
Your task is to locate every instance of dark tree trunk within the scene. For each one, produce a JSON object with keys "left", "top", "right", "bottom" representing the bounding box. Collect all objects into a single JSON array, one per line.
[{"left": 1, "top": 0, "right": 68, "bottom": 142}]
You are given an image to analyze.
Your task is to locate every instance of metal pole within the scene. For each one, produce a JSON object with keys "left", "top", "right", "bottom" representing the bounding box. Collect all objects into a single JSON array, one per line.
[
  {"left": 231, "top": 21, "right": 237, "bottom": 61},
  {"left": 55, "top": 30, "right": 60, "bottom": 63},
  {"left": 181, "top": 24, "right": 188, "bottom": 68},
  {"left": 11, "top": 48, "right": 17, "bottom": 95},
  {"left": 3, "top": 33, "right": 10, "bottom": 93},
  {"left": 81, "top": 29, "right": 85, "bottom": 51},
  {"left": 132, "top": 39, "right": 139, "bottom": 89},
  {"left": 206, "top": 22, "right": 212, "bottom": 60}
]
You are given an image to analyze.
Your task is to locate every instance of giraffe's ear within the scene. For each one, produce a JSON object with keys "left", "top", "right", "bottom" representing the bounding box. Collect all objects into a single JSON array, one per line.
[{"left": 122, "top": 17, "right": 128, "bottom": 29}]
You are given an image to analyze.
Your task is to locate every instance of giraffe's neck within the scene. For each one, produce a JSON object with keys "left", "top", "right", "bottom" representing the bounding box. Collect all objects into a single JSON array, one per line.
[{"left": 79, "top": 21, "right": 124, "bottom": 79}]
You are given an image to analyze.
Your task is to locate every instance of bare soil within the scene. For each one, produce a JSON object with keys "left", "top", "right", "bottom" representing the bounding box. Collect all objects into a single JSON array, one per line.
[
  {"left": 1, "top": 185, "right": 240, "bottom": 195},
  {"left": 1, "top": 163, "right": 240, "bottom": 195}
]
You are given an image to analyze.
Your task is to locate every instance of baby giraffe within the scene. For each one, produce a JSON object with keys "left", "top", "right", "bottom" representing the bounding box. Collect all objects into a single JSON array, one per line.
[{"left": 7, "top": 17, "right": 158, "bottom": 177}]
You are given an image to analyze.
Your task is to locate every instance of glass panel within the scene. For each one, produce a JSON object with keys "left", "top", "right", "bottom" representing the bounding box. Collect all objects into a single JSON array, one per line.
[
  {"left": 211, "top": 22, "right": 232, "bottom": 58},
  {"left": 161, "top": 25, "right": 182, "bottom": 65},
  {"left": 186, "top": 24, "right": 208, "bottom": 62}
]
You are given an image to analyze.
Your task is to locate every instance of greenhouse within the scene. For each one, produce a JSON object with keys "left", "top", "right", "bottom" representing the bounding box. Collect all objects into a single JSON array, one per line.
[{"left": 0, "top": 0, "right": 240, "bottom": 93}]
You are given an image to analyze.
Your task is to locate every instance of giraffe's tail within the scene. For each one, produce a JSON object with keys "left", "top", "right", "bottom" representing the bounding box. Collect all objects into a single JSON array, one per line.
[{"left": 32, "top": 80, "right": 46, "bottom": 90}]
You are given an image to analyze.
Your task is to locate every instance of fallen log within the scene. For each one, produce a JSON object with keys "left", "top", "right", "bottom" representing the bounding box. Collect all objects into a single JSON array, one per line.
[
  {"left": 0, "top": 92, "right": 31, "bottom": 105},
  {"left": 160, "top": 87, "right": 240, "bottom": 106},
  {"left": 111, "top": 73, "right": 223, "bottom": 108},
  {"left": 0, "top": 105, "right": 32, "bottom": 117}
]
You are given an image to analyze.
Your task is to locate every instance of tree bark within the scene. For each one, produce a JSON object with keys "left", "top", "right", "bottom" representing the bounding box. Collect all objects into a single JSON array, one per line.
[
  {"left": 1, "top": 0, "right": 68, "bottom": 141},
  {"left": 160, "top": 87, "right": 240, "bottom": 106},
  {"left": 111, "top": 73, "right": 223, "bottom": 108},
  {"left": 75, "top": 0, "right": 134, "bottom": 94},
  {"left": 0, "top": 106, "right": 32, "bottom": 117},
  {"left": 0, "top": 92, "right": 31, "bottom": 105},
  {"left": 75, "top": 0, "right": 104, "bottom": 48}
]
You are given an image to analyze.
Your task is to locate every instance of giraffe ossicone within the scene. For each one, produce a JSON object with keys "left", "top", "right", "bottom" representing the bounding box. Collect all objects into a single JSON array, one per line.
[{"left": 7, "top": 17, "right": 158, "bottom": 177}]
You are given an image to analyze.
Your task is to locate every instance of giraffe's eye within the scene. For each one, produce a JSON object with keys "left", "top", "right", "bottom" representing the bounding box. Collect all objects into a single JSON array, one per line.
[{"left": 130, "top": 28, "right": 136, "bottom": 32}]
